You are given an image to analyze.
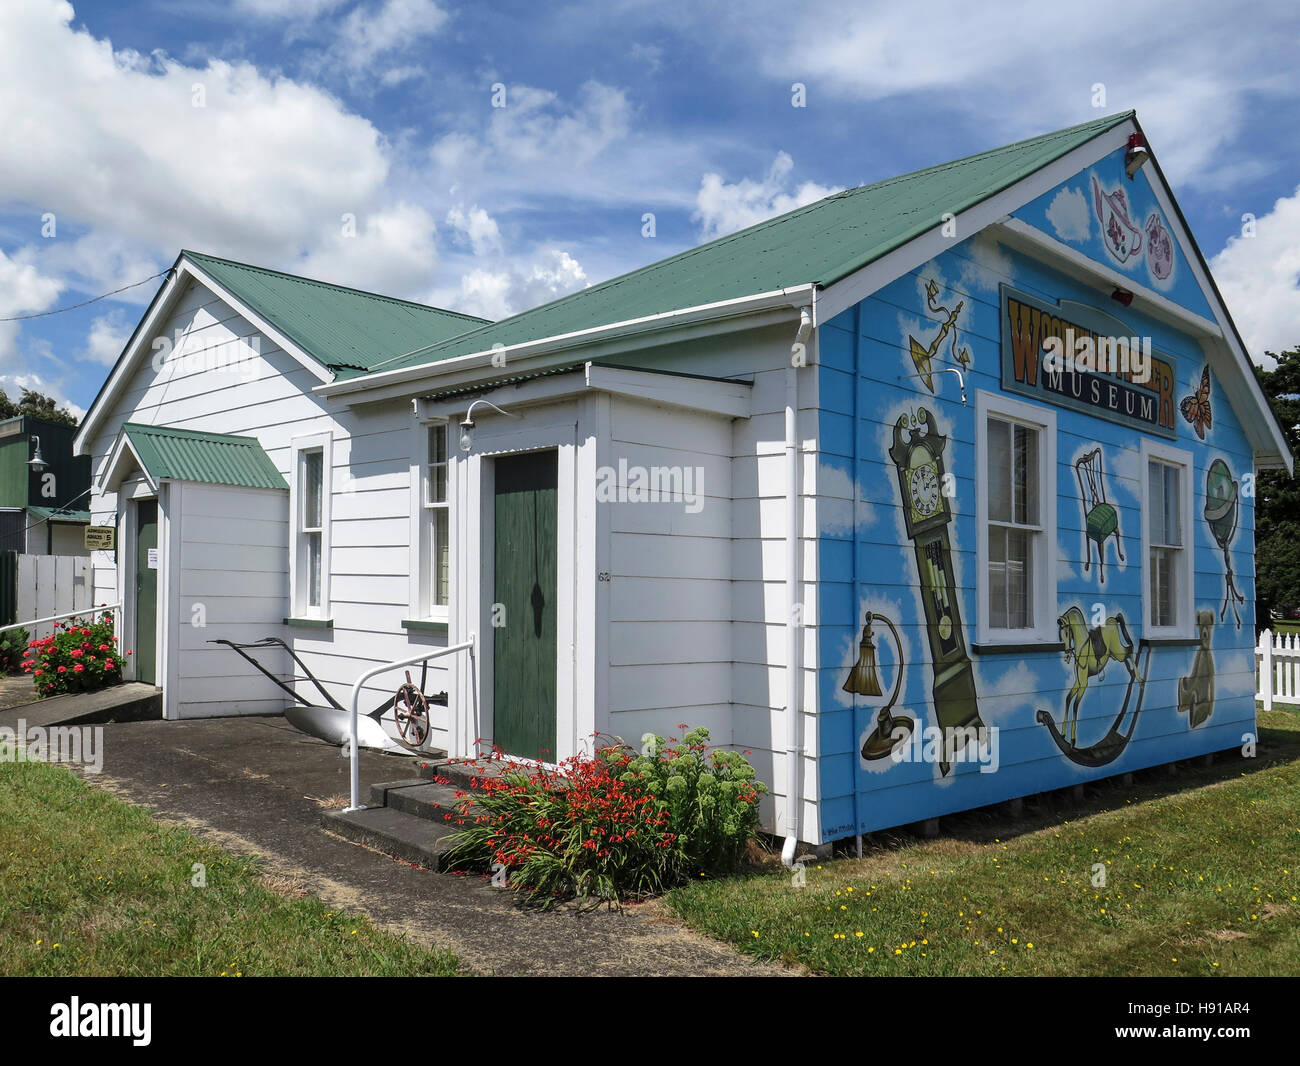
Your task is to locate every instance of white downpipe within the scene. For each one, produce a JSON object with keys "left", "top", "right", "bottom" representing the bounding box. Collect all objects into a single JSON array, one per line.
[
  {"left": 346, "top": 635, "right": 476, "bottom": 812},
  {"left": 782, "top": 305, "right": 813, "bottom": 868}
]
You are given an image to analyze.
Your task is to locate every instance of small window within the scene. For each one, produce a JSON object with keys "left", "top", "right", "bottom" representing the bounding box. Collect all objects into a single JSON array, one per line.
[
  {"left": 1141, "top": 441, "right": 1193, "bottom": 636},
  {"left": 425, "top": 425, "right": 449, "bottom": 609},
  {"left": 976, "top": 392, "right": 1057, "bottom": 644},
  {"left": 291, "top": 433, "right": 332, "bottom": 618},
  {"left": 302, "top": 450, "right": 323, "bottom": 609}
]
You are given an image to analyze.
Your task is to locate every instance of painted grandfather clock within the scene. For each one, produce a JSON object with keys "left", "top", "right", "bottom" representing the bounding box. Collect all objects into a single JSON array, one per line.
[{"left": 888, "top": 408, "right": 983, "bottom": 775}]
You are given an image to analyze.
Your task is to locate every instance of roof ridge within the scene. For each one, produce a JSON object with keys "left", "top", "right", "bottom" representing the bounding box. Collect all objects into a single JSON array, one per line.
[
  {"left": 181, "top": 250, "right": 489, "bottom": 323},
  {"left": 124, "top": 422, "right": 259, "bottom": 443}
]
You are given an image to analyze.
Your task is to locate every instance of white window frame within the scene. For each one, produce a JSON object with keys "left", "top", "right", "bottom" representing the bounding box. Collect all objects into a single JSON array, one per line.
[
  {"left": 410, "top": 420, "right": 452, "bottom": 622},
  {"left": 289, "top": 432, "right": 332, "bottom": 619},
  {"left": 1140, "top": 438, "right": 1194, "bottom": 639},
  {"left": 975, "top": 390, "right": 1058, "bottom": 646}
]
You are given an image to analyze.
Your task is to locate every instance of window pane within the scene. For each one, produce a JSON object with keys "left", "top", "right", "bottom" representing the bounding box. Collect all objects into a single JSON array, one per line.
[
  {"left": 1013, "top": 424, "right": 1037, "bottom": 525},
  {"left": 428, "top": 427, "right": 448, "bottom": 504},
  {"left": 989, "top": 527, "right": 1007, "bottom": 629},
  {"left": 1164, "top": 464, "right": 1181, "bottom": 546},
  {"left": 303, "top": 451, "right": 323, "bottom": 529},
  {"left": 1147, "top": 460, "right": 1164, "bottom": 544},
  {"left": 988, "top": 419, "right": 1011, "bottom": 523},
  {"left": 1007, "top": 528, "right": 1032, "bottom": 628},
  {"left": 434, "top": 509, "right": 449, "bottom": 607},
  {"left": 307, "top": 532, "right": 321, "bottom": 608},
  {"left": 1151, "top": 546, "right": 1175, "bottom": 627}
]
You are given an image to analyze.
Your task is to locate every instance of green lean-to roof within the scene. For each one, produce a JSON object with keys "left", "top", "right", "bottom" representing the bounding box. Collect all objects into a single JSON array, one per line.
[
  {"left": 122, "top": 424, "right": 288, "bottom": 490},
  {"left": 359, "top": 111, "right": 1135, "bottom": 379},
  {"left": 181, "top": 250, "right": 490, "bottom": 375},
  {"left": 26, "top": 506, "right": 91, "bottom": 523}
]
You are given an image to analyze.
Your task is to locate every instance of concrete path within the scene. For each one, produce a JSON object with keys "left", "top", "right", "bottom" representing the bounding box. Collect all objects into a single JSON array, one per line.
[
  {"left": 82, "top": 716, "right": 794, "bottom": 977},
  {"left": 0, "top": 675, "right": 35, "bottom": 711}
]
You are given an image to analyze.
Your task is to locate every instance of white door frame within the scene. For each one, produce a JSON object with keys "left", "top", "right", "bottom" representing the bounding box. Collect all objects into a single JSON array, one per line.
[{"left": 450, "top": 401, "right": 586, "bottom": 762}]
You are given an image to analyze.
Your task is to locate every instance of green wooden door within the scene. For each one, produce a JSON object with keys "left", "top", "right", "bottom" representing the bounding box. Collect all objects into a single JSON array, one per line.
[
  {"left": 493, "top": 450, "right": 558, "bottom": 760},
  {"left": 134, "top": 499, "right": 158, "bottom": 686}
]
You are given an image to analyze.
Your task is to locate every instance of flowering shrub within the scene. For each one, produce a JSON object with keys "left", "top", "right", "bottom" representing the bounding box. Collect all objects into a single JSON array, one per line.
[
  {"left": 443, "top": 726, "right": 767, "bottom": 907},
  {"left": 20, "top": 613, "right": 127, "bottom": 699},
  {"left": 0, "top": 626, "right": 29, "bottom": 674}
]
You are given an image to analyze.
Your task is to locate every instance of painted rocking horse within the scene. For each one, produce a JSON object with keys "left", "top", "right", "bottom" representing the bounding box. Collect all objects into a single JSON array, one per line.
[{"left": 1036, "top": 606, "right": 1151, "bottom": 767}]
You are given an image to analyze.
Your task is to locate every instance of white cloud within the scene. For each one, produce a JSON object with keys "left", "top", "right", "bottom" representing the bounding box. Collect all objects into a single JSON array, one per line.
[
  {"left": 1046, "top": 186, "right": 1092, "bottom": 243},
  {"left": 957, "top": 231, "right": 1013, "bottom": 293},
  {"left": 83, "top": 310, "right": 131, "bottom": 366},
  {"left": 1210, "top": 184, "right": 1300, "bottom": 361},
  {"left": 337, "top": 0, "right": 449, "bottom": 70},
  {"left": 445, "top": 204, "right": 503, "bottom": 258},
  {"left": 0, "top": 1, "right": 419, "bottom": 286},
  {"left": 233, "top": 0, "right": 347, "bottom": 17},
  {"left": 0, "top": 248, "right": 63, "bottom": 319},
  {"left": 297, "top": 201, "right": 440, "bottom": 296},
  {"left": 693, "top": 152, "right": 840, "bottom": 241},
  {"left": 431, "top": 248, "right": 588, "bottom": 321}
]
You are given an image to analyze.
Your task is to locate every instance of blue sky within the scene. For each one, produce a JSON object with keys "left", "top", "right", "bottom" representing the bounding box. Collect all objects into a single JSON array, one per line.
[{"left": 1, "top": 0, "right": 1298, "bottom": 415}]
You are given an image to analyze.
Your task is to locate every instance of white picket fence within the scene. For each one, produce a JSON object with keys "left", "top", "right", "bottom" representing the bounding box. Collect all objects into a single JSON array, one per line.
[
  {"left": 1256, "top": 628, "right": 1300, "bottom": 709},
  {"left": 15, "top": 555, "right": 92, "bottom": 641}
]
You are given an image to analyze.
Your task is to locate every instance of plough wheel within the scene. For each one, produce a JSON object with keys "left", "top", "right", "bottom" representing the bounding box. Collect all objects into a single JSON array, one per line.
[{"left": 394, "top": 671, "right": 430, "bottom": 749}]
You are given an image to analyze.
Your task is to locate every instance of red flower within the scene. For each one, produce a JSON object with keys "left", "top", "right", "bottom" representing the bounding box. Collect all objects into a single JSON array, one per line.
[{"left": 57, "top": 666, "right": 67, "bottom": 674}]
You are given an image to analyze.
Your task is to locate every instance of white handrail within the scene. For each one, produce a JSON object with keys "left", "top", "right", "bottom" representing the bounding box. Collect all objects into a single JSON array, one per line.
[
  {"left": 0, "top": 602, "right": 123, "bottom": 637},
  {"left": 346, "top": 635, "right": 476, "bottom": 812}
]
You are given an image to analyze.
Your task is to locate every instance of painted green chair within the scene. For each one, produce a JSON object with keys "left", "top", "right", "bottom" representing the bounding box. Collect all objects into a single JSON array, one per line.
[{"left": 1075, "top": 448, "right": 1123, "bottom": 583}]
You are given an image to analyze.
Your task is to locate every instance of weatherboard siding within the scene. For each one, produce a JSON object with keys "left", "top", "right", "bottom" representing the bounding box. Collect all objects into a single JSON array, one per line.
[
  {"left": 816, "top": 147, "right": 1257, "bottom": 842},
  {"left": 86, "top": 278, "right": 447, "bottom": 730}
]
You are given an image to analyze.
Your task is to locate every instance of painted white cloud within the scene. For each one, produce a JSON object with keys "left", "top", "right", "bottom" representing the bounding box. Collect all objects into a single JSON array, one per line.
[
  {"left": 1210, "top": 184, "right": 1300, "bottom": 361},
  {"left": 816, "top": 461, "right": 876, "bottom": 535},
  {"left": 693, "top": 152, "right": 840, "bottom": 241},
  {"left": 1046, "top": 186, "right": 1092, "bottom": 242}
]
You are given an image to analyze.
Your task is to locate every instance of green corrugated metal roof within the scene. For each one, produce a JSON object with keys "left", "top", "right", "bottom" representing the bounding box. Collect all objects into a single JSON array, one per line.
[
  {"left": 26, "top": 506, "right": 90, "bottom": 523},
  {"left": 181, "top": 251, "right": 490, "bottom": 375},
  {"left": 360, "top": 111, "right": 1134, "bottom": 379},
  {"left": 122, "top": 424, "right": 288, "bottom": 490}
]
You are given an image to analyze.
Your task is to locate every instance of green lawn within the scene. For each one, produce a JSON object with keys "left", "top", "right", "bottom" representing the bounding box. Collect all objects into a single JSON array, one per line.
[
  {"left": 0, "top": 750, "right": 462, "bottom": 976},
  {"left": 665, "top": 709, "right": 1300, "bottom": 976}
]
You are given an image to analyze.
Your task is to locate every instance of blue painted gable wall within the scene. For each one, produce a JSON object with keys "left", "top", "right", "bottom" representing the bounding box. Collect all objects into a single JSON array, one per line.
[{"left": 816, "top": 145, "right": 1256, "bottom": 842}]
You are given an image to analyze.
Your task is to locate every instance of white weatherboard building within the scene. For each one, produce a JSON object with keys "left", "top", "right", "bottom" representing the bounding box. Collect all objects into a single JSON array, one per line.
[{"left": 75, "top": 112, "right": 1289, "bottom": 848}]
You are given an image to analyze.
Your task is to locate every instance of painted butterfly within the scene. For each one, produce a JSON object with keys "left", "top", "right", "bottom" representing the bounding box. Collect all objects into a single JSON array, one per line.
[{"left": 1180, "top": 366, "right": 1212, "bottom": 439}]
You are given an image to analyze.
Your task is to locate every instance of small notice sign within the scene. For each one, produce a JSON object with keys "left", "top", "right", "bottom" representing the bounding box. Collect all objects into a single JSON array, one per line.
[
  {"left": 147, "top": 548, "right": 159, "bottom": 569},
  {"left": 85, "top": 525, "right": 116, "bottom": 551}
]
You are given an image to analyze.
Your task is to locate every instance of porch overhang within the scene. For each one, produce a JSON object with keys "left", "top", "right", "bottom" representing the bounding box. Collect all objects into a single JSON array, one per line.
[{"left": 412, "top": 360, "right": 753, "bottom": 423}]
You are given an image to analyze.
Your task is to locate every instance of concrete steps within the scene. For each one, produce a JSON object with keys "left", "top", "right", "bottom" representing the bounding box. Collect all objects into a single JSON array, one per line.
[{"left": 323, "top": 777, "right": 478, "bottom": 870}]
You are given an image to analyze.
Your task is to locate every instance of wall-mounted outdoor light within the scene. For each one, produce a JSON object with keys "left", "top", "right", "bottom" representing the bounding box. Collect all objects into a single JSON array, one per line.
[
  {"left": 27, "top": 435, "right": 47, "bottom": 474},
  {"left": 459, "top": 399, "right": 520, "bottom": 452}
]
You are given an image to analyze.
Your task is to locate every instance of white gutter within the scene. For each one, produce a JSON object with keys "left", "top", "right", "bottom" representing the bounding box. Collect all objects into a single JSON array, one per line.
[
  {"left": 317, "top": 284, "right": 817, "bottom": 402},
  {"left": 782, "top": 301, "right": 814, "bottom": 868}
]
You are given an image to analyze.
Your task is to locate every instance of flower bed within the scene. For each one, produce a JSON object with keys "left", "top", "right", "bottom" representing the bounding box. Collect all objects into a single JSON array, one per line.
[
  {"left": 0, "top": 626, "right": 29, "bottom": 675},
  {"left": 443, "top": 726, "right": 768, "bottom": 907},
  {"left": 20, "top": 613, "right": 127, "bottom": 699}
]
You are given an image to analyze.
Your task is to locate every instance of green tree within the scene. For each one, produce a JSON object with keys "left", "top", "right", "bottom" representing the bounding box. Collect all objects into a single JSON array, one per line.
[
  {"left": 0, "top": 388, "right": 79, "bottom": 427},
  {"left": 1251, "top": 345, "right": 1300, "bottom": 626}
]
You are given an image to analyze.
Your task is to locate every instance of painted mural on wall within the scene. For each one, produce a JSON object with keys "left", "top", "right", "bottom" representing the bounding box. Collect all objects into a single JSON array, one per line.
[
  {"left": 1073, "top": 447, "right": 1124, "bottom": 582},
  {"left": 1180, "top": 365, "right": 1213, "bottom": 440},
  {"left": 816, "top": 156, "right": 1254, "bottom": 841},
  {"left": 907, "top": 278, "right": 972, "bottom": 392},
  {"left": 1035, "top": 606, "right": 1150, "bottom": 767},
  {"left": 1012, "top": 150, "right": 1215, "bottom": 319},
  {"left": 885, "top": 407, "right": 983, "bottom": 776},
  {"left": 1205, "top": 457, "right": 1244, "bottom": 628}
]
